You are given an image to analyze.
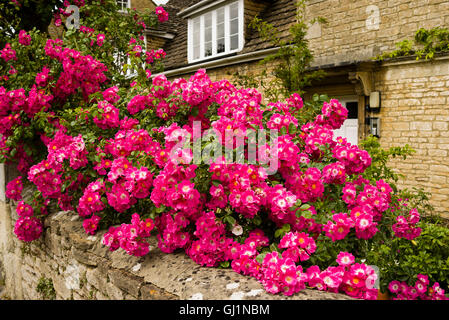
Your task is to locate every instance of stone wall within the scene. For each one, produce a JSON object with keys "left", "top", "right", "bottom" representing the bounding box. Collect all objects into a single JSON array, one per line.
[
  {"left": 0, "top": 197, "right": 351, "bottom": 300},
  {"left": 375, "top": 56, "right": 449, "bottom": 218},
  {"left": 131, "top": 0, "right": 156, "bottom": 12},
  {"left": 146, "top": 36, "right": 167, "bottom": 51},
  {"left": 305, "top": 0, "right": 449, "bottom": 67},
  {"left": 165, "top": 59, "right": 282, "bottom": 103}
]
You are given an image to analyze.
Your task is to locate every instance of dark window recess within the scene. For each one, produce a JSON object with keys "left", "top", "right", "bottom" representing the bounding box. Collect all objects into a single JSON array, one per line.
[{"left": 346, "top": 102, "right": 358, "bottom": 119}]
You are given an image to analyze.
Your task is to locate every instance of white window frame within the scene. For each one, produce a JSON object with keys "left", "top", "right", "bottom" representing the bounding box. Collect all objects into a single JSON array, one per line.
[
  {"left": 187, "top": 0, "right": 244, "bottom": 64},
  {"left": 117, "top": 0, "right": 131, "bottom": 13}
]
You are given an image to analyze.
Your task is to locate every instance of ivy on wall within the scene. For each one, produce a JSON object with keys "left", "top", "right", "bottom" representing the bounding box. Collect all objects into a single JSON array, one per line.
[{"left": 376, "top": 27, "right": 449, "bottom": 61}]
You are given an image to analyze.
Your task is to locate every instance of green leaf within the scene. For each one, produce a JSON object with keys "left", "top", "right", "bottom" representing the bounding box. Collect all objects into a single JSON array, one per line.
[
  {"left": 256, "top": 252, "right": 268, "bottom": 264},
  {"left": 275, "top": 223, "right": 291, "bottom": 238},
  {"left": 280, "top": 126, "right": 287, "bottom": 136},
  {"left": 274, "top": 229, "right": 282, "bottom": 238},
  {"left": 319, "top": 94, "right": 328, "bottom": 101},
  {"left": 61, "top": 180, "right": 71, "bottom": 193},
  {"left": 191, "top": 106, "right": 199, "bottom": 117},
  {"left": 288, "top": 123, "right": 297, "bottom": 133},
  {"left": 253, "top": 215, "right": 262, "bottom": 226},
  {"left": 224, "top": 215, "right": 236, "bottom": 226},
  {"left": 302, "top": 210, "right": 312, "bottom": 219},
  {"left": 212, "top": 180, "right": 221, "bottom": 187}
]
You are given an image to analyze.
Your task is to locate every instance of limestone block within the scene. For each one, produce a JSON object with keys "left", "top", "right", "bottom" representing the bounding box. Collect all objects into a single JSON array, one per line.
[
  {"left": 52, "top": 274, "right": 72, "bottom": 300},
  {"left": 140, "top": 283, "right": 178, "bottom": 300},
  {"left": 95, "top": 290, "right": 109, "bottom": 300},
  {"left": 105, "top": 281, "right": 124, "bottom": 300},
  {"left": 86, "top": 267, "right": 108, "bottom": 292},
  {"left": 108, "top": 269, "right": 143, "bottom": 298},
  {"left": 71, "top": 247, "right": 100, "bottom": 267}
]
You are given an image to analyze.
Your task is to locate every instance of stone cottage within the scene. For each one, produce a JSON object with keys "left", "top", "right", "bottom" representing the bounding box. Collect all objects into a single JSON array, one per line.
[{"left": 144, "top": 0, "right": 449, "bottom": 218}]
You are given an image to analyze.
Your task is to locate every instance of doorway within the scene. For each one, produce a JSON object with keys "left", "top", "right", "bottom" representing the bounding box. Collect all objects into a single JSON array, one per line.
[{"left": 332, "top": 97, "right": 359, "bottom": 146}]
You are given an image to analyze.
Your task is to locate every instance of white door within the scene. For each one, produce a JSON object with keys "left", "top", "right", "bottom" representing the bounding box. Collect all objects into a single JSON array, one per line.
[{"left": 332, "top": 98, "right": 359, "bottom": 146}]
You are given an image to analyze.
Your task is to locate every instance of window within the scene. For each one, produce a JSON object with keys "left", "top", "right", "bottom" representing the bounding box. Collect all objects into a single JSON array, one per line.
[
  {"left": 188, "top": 0, "right": 244, "bottom": 63},
  {"left": 116, "top": 0, "right": 130, "bottom": 12},
  {"left": 113, "top": 35, "right": 147, "bottom": 79}
]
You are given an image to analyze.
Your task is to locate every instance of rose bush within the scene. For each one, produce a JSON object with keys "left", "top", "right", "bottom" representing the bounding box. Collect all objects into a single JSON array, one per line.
[{"left": 1, "top": 0, "right": 448, "bottom": 300}]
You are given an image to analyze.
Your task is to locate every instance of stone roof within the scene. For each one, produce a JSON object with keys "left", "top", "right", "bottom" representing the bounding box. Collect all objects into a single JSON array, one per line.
[{"left": 158, "top": 0, "right": 298, "bottom": 71}]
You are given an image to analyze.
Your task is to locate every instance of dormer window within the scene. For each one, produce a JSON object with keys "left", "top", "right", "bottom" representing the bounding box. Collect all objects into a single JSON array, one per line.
[
  {"left": 187, "top": 0, "right": 244, "bottom": 63},
  {"left": 117, "top": 0, "right": 130, "bottom": 12}
]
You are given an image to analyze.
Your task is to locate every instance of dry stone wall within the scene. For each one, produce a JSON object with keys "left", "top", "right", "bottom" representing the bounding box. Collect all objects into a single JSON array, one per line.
[{"left": 0, "top": 198, "right": 352, "bottom": 300}]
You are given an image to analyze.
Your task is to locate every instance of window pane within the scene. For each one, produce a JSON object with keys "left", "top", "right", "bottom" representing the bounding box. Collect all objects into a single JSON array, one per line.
[
  {"left": 192, "top": 17, "right": 201, "bottom": 60},
  {"left": 205, "top": 42, "right": 212, "bottom": 57},
  {"left": 116, "top": 0, "right": 130, "bottom": 11},
  {"left": 230, "top": 2, "right": 238, "bottom": 20},
  {"left": 193, "top": 18, "right": 200, "bottom": 46},
  {"left": 230, "top": 34, "right": 238, "bottom": 50},
  {"left": 192, "top": 17, "right": 200, "bottom": 59},
  {"left": 193, "top": 46, "right": 200, "bottom": 60},
  {"left": 205, "top": 26, "right": 212, "bottom": 42},
  {"left": 217, "top": 38, "right": 225, "bottom": 54},
  {"left": 204, "top": 12, "right": 212, "bottom": 28},
  {"left": 193, "top": 31, "right": 200, "bottom": 47},
  {"left": 217, "top": 23, "right": 224, "bottom": 38},
  {"left": 217, "top": 7, "right": 224, "bottom": 24},
  {"left": 346, "top": 102, "right": 359, "bottom": 119},
  {"left": 217, "top": 6, "right": 225, "bottom": 53},
  {"left": 204, "top": 12, "right": 212, "bottom": 57},
  {"left": 217, "top": 7, "right": 225, "bottom": 39},
  {"left": 230, "top": 18, "right": 238, "bottom": 35}
]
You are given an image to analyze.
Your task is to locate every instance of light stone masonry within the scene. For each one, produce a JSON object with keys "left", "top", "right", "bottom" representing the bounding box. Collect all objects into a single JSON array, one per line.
[{"left": 376, "top": 57, "right": 449, "bottom": 218}]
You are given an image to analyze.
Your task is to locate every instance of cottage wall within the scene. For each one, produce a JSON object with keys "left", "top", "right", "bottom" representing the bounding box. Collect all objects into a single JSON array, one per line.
[
  {"left": 305, "top": 0, "right": 449, "bottom": 67},
  {"left": 375, "top": 57, "right": 449, "bottom": 218}
]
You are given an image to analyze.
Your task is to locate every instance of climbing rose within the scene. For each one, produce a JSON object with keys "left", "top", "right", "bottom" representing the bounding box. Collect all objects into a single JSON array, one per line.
[{"left": 14, "top": 216, "right": 43, "bottom": 242}]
